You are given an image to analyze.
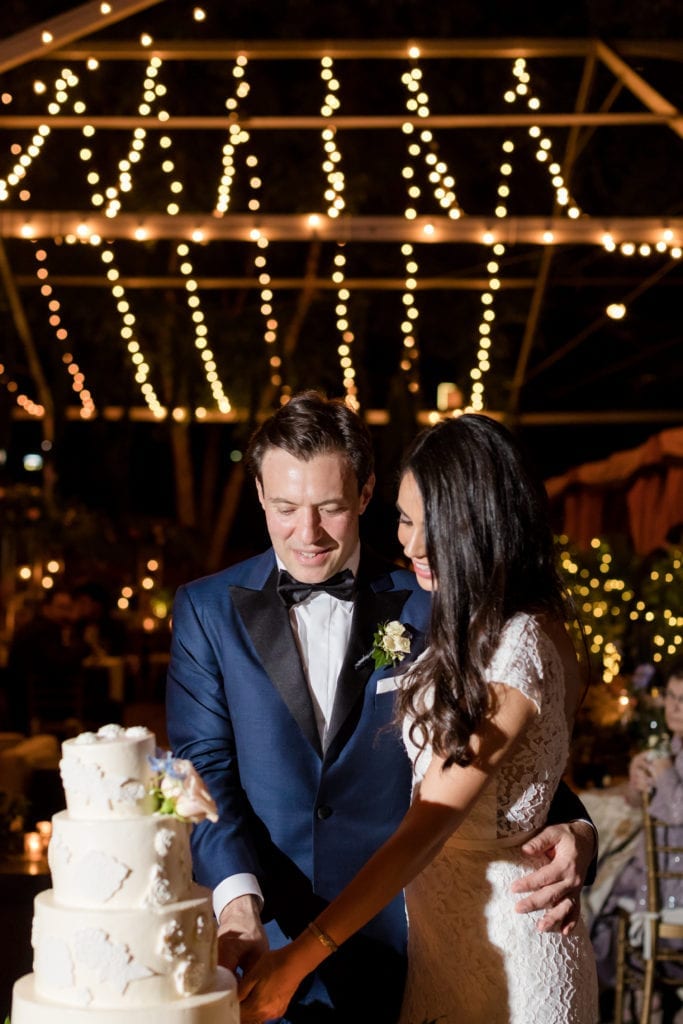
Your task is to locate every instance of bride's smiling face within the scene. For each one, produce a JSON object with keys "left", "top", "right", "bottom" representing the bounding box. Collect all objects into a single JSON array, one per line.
[{"left": 397, "top": 471, "right": 434, "bottom": 590}]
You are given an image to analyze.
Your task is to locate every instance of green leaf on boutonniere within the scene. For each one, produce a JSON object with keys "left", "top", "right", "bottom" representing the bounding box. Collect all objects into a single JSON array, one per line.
[{"left": 371, "top": 620, "right": 412, "bottom": 670}]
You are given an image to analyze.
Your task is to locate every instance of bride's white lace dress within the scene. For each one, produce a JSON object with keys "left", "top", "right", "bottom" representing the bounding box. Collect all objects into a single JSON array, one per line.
[{"left": 398, "top": 613, "right": 599, "bottom": 1024}]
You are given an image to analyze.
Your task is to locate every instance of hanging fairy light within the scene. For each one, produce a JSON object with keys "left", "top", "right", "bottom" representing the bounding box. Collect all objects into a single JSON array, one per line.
[
  {"left": 0, "top": 362, "right": 44, "bottom": 417},
  {"left": 213, "top": 56, "right": 283, "bottom": 402},
  {"left": 320, "top": 56, "right": 359, "bottom": 410},
  {"left": 156, "top": 128, "right": 231, "bottom": 414},
  {"left": 32, "top": 247, "right": 96, "bottom": 417},
  {"left": 507, "top": 58, "right": 583, "bottom": 220},
  {"left": 465, "top": 132, "right": 514, "bottom": 412},
  {"left": 76, "top": 55, "right": 166, "bottom": 417},
  {"left": 249, "top": 225, "right": 284, "bottom": 396},
  {"left": 215, "top": 55, "right": 251, "bottom": 215},
  {"left": 0, "top": 67, "right": 79, "bottom": 201}
]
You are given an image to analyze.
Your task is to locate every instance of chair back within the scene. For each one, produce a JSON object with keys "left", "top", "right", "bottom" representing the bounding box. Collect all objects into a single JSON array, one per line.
[{"left": 641, "top": 787, "right": 683, "bottom": 916}]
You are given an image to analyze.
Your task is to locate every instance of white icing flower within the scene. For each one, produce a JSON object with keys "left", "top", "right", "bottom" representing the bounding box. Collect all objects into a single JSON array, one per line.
[
  {"left": 73, "top": 732, "right": 98, "bottom": 745},
  {"left": 73, "top": 928, "right": 154, "bottom": 994},
  {"left": 126, "top": 726, "right": 153, "bottom": 739},
  {"left": 97, "top": 723, "right": 125, "bottom": 740},
  {"left": 60, "top": 757, "right": 145, "bottom": 810},
  {"left": 119, "top": 779, "right": 146, "bottom": 804},
  {"left": 76, "top": 850, "right": 130, "bottom": 903},
  {"left": 174, "top": 957, "right": 206, "bottom": 996},
  {"left": 146, "top": 865, "right": 174, "bottom": 906},
  {"left": 154, "top": 827, "right": 176, "bottom": 856},
  {"left": 159, "top": 920, "right": 188, "bottom": 960}
]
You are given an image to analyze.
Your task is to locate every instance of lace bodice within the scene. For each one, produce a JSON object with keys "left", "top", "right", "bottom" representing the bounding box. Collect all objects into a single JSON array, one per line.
[
  {"left": 398, "top": 612, "right": 599, "bottom": 1023},
  {"left": 402, "top": 613, "right": 571, "bottom": 841}
]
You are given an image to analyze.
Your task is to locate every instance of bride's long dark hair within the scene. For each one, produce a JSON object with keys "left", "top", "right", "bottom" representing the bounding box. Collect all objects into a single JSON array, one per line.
[{"left": 395, "top": 413, "right": 571, "bottom": 768}]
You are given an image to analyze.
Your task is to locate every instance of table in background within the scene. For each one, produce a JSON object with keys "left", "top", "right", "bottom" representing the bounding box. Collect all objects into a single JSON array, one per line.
[
  {"left": 0, "top": 851, "right": 50, "bottom": 1020},
  {"left": 579, "top": 784, "right": 643, "bottom": 929}
]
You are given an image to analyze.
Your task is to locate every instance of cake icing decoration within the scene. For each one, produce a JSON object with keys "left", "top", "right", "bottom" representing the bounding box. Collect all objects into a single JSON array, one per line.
[{"left": 73, "top": 928, "right": 155, "bottom": 994}]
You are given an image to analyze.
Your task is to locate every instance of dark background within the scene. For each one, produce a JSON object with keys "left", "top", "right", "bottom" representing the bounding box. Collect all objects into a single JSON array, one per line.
[{"left": 1, "top": 0, "right": 682, "bottom": 580}]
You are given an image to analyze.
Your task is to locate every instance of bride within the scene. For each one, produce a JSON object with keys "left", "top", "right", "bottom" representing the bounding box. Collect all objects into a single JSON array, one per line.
[{"left": 239, "top": 413, "right": 599, "bottom": 1024}]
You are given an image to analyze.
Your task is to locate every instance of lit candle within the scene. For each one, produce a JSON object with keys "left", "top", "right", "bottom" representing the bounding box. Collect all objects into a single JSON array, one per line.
[
  {"left": 36, "top": 820, "right": 52, "bottom": 849},
  {"left": 24, "top": 831, "right": 43, "bottom": 861}
]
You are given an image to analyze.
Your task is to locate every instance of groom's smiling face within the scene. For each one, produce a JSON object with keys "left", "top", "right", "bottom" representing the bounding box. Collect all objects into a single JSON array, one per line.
[{"left": 256, "top": 448, "right": 374, "bottom": 583}]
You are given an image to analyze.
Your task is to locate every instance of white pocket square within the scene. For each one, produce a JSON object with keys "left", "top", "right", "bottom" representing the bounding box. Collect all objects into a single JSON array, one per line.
[{"left": 376, "top": 675, "right": 400, "bottom": 694}]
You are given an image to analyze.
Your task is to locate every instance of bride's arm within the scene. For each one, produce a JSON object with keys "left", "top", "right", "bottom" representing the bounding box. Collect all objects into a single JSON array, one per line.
[{"left": 238, "top": 684, "right": 537, "bottom": 1023}]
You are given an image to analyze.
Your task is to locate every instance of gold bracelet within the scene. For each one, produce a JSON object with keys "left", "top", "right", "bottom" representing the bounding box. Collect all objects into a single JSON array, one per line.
[{"left": 307, "top": 920, "right": 339, "bottom": 953}]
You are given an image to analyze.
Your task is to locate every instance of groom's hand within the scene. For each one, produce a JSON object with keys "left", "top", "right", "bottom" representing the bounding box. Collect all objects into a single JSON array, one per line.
[
  {"left": 218, "top": 894, "right": 269, "bottom": 975},
  {"left": 510, "top": 821, "right": 597, "bottom": 935}
]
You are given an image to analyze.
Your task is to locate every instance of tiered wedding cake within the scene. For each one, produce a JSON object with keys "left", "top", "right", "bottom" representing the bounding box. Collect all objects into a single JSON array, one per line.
[{"left": 11, "top": 724, "right": 239, "bottom": 1024}]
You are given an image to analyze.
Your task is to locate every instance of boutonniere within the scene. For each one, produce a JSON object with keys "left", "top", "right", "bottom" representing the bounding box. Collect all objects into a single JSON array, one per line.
[{"left": 370, "top": 620, "right": 412, "bottom": 669}]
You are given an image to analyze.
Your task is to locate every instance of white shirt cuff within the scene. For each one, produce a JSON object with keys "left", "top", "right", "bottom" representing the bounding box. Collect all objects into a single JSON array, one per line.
[{"left": 213, "top": 873, "right": 264, "bottom": 922}]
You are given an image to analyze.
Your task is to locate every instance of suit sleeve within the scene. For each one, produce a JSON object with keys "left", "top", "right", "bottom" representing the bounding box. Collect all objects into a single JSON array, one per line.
[
  {"left": 166, "top": 583, "right": 264, "bottom": 891},
  {"left": 546, "top": 779, "right": 598, "bottom": 886}
]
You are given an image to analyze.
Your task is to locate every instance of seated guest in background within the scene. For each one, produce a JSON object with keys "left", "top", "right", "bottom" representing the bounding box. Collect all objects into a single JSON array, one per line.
[
  {"left": 72, "top": 581, "right": 128, "bottom": 659},
  {"left": 3, "top": 587, "right": 86, "bottom": 736},
  {"left": 591, "top": 659, "right": 683, "bottom": 1009}
]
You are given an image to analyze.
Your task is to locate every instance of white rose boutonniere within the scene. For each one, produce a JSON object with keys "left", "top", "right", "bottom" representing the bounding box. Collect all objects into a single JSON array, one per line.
[{"left": 371, "top": 620, "right": 412, "bottom": 670}]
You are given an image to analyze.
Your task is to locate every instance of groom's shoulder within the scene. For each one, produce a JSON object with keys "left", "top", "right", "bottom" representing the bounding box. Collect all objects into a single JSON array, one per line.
[
  {"left": 177, "top": 549, "right": 274, "bottom": 599},
  {"left": 360, "top": 545, "right": 425, "bottom": 594}
]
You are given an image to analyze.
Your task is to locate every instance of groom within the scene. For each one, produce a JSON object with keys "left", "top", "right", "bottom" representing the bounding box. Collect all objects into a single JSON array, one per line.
[{"left": 166, "top": 390, "right": 596, "bottom": 1024}]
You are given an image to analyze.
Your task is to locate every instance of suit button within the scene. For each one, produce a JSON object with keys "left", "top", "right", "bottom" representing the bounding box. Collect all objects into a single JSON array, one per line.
[{"left": 316, "top": 805, "right": 333, "bottom": 820}]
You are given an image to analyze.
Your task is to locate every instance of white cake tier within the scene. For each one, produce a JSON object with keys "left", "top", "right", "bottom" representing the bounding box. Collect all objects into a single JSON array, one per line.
[
  {"left": 60, "top": 725, "right": 157, "bottom": 819},
  {"left": 32, "top": 888, "right": 219, "bottom": 1009},
  {"left": 49, "top": 811, "right": 194, "bottom": 908},
  {"left": 11, "top": 966, "right": 239, "bottom": 1024}
]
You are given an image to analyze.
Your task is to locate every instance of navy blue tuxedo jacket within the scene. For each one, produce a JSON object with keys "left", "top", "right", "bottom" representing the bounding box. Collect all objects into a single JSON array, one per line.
[
  {"left": 166, "top": 546, "right": 593, "bottom": 1023},
  {"left": 167, "top": 546, "right": 431, "bottom": 1022}
]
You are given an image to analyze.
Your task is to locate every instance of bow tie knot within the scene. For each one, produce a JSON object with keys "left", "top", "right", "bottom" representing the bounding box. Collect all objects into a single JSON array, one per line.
[{"left": 277, "top": 568, "right": 355, "bottom": 607}]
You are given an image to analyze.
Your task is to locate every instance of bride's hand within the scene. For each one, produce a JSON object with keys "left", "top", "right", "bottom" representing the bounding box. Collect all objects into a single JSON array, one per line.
[{"left": 238, "top": 947, "right": 301, "bottom": 1023}]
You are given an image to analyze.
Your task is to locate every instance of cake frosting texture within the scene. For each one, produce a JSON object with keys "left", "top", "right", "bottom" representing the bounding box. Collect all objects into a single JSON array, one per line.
[{"left": 11, "top": 724, "right": 238, "bottom": 1024}]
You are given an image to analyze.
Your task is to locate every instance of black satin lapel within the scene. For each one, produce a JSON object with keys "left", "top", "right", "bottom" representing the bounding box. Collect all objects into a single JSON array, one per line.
[
  {"left": 230, "top": 577, "right": 322, "bottom": 755},
  {"left": 325, "top": 586, "right": 413, "bottom": 755}
]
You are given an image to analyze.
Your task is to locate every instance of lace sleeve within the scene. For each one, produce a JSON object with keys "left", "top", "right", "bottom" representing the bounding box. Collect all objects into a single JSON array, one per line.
[{"left": 486, "top": 614, "right": 543, "bottom": 713}]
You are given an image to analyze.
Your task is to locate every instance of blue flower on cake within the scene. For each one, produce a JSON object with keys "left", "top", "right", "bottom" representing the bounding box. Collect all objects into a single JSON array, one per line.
[{"left": 148, "top": 751, "right": 219, "bottom": 823}]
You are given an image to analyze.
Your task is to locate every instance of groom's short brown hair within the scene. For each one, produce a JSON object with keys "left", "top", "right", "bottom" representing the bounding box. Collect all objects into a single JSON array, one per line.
[{"left": 245, "top": 389, "right": 374, "bottom": 492}]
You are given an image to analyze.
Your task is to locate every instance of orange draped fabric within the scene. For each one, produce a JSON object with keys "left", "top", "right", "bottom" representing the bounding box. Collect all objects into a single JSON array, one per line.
[{"left": 545, "top": 427, "right": 683, "bottom": 553}]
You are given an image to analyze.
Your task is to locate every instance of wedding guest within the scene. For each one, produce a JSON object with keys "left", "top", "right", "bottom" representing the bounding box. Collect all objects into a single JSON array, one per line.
[
  {"left": 72, "top": 580, "right": 128, "bottom": 658},
  {"left": 591, "top": 659, "right": 683, "bottom": 1009},
  {"left": 238, "top": 411, "right": 599, "bottom": 1024},
  {"left": 3, "top": 586, "right": 87, "bottom": 737},
  {"left": 167, "top": 392, "right": 597, "bottom": 1024}
]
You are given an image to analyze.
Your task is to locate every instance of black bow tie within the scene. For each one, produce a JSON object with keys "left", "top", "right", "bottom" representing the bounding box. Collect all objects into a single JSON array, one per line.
[{"left": 277, "top": 568, "right": 355, "bottom": 607}]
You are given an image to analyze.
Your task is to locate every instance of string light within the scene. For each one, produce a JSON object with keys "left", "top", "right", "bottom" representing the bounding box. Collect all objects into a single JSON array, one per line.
[
  {"left": 320, "top": 57, "right": 359, "bottom": 410},
  {"left": 32, "top": 246, "right": 96, "bottom": 417},
  {"left": 156, "top": 119, "right": 231, "bottom": 413},
  {"left": 0, "top": 362, "right": 44, "bottom": 417},
  {"left": 509, "top": 58, "right": 583, "bottom": 219},
  {"left": 560, "top": 538, "right": 683, "bottom": 678},
  {"left": 215, "top": 55, "right": 251, "bottom": 215},
  {"left": 75, "top": 55, "right": 165, "bottom": 417},
  {"left": 0, "top": 68, "right": 80, "bottom": 201},
  {"left": 464, "top": 128, "right": 515, "bottom": 412}
]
